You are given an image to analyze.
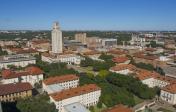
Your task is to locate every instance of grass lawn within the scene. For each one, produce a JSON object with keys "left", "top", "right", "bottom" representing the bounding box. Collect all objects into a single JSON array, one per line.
[
  {"left": 134, "top": 95, "right": 144, "bottom": 104},
  {"left": 157, "top": 108, "right": 173, "bottom": 112}
]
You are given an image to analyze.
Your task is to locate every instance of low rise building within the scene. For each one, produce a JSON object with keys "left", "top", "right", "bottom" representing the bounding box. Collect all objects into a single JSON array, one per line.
[
  {"left": 83, "top": 51, "right": 103, "bottom": 61},
  {"left": 0, "top": 40, "right": 19, "bottom": 47},
  {"left": 0, "top": 83, "right": 33, "bottom": 102},
  {"left": 5, "top": 47, "right": 38, "bottom": 55},
  {"left": 0, "top": 54, "right": 36, "bottom": 69},
  {"left": 160, "top": 83, "right": 176, "bottom": 105},
  {"left": 1, "top": 66, "right": 44, "bottom": 86},
  {"left": 49, "top": 84, "right": 101, "bottom": 112},
  {"left": 42, "top": 53, "right": 83, "bottom": 65},
  {"left": 43, "top": 74, "right": 79, "bottom": 94},
  {"left": 112, "top": 56, "right": 130, "bottom": 64},
  {"left": 109, "top": 64, "right": 136, "bottom": 75},
  {"left": 27, "top": 39, "right": 50, "bottom": 51},
  {"left": 135, "top": 69, "right": 174, "bottom": 88}
]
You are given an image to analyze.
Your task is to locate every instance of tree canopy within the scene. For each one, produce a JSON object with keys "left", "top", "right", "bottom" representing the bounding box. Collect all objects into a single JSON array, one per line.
[{"left": 16, "top": 95, "right": 57, "bottom": 112}]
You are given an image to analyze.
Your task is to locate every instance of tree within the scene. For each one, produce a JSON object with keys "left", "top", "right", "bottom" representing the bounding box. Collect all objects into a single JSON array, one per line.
[
  {"left": 99, "top": 53, "right": 114, "bottom": 61},
  {"left": 106, "top": 73, "right": 156, "bottom": 99},
  {"left": 98, "top": 70, "right": 109, "bottom": 78},
  {"left": 89, "top": 106, "right": 95, "bottom": 112},
  {"left": 97, "top": 100, "right": 103, "bottom": 108},
  {"left": 17, "top": 95, "right": 57, "bottom": 112},
  {"left": 0, "top": 46, "right": 8, "bottom": 56},
  {"left": 133, "top": 62, "right": 155, "bottom": 71},
  {"left": 80, "top": 57, "right": 94, "bottom": 67}
]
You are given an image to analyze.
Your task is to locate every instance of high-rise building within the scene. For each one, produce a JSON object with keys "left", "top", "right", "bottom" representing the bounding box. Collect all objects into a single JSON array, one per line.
[
  {"left": 52, "top": 22, "right": 63, "bottom": 54},
  {"left": 75, "top": 33, "right": 87, "bottom": 44}
]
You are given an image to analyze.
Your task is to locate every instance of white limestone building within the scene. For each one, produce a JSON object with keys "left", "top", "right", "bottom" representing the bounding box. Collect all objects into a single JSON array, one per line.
[
  {"left": 0, "top": 54, "right": 36, "bottom": 69},
  {"left": 41, "top": 53, "right": 83, "bottom": 65},
  {"left": 42, "top": 74, "right": 79, "bottom": 94},
  {"left": 160, "top": 84, "right": 176, "bottom": 105},
  {"left": 52, "top": 22, "right": 63, "bottom": 54},
  {"left": 49, "top": 84, "right": 101, "bottom": 112},
  {"left": 1, "top": 66, "right": 44, "bottom": 86},
  {"left": 109, "top": 64, "right": 136, "bottom": 75}
]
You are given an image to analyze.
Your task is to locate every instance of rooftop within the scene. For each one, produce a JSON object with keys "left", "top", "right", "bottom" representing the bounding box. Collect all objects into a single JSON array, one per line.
[
  {"left": 50, "top": 84, "right": 101, "bottom": 101},
  {"left": 133, "top": 53, "right": 158, "bottom": 60},
  {"left": 64, "top": 102, "right": 90, "bottom": 112},
  {"left": 112, "top": 56, "right": 129, "bottom": 63},
  {"left": 2, "top": 66, "right": 43, "bottom": 79},
  {"left": 110, "top": 64, "right": 136, "bottom": 71},
  {"left": 0, "top": 83, "right": 33, "bottom": 96},
  {"left": 0, "top": 54, "right": 36, "bottom": 63},
  {"left": 43, "top": 74, "right": 79, "bottom": 85},
  {"left": 162, "top": 83, "right": 176, "bottom": 94}
]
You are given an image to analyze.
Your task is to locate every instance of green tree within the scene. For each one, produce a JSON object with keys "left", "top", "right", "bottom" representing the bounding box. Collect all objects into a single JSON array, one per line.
[
  {"left": 99, "top": 53, "right": 114, "bottom": 61},
  {"left": 98, "top": 70, "right": 110, "bottom": 78},
  {"left": 17, "top": 95, "right": 57, "bottom": 112}
]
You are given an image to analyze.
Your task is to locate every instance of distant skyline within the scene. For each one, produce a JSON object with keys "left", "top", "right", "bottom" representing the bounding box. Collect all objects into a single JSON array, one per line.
[{"left": 0, "top": 0, "right": 176, "bottom": 31}]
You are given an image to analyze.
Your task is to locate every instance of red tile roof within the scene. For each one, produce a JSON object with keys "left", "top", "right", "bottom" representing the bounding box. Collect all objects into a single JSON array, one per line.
[
  {"left": 43, "top": 74, "right": 79, "bottom": 85},
  {"left": 110, "top": 64, "right": 136, "bottom": 71},
  {"left": 162, "top": 83, "right": 176, "bottom": 94},
  {"left": 25, "top": 66, "right": 44, "bottom": 75},
  {"left": 133, "top": 53, "right": 158, "bottom": 60},
  {"left": 103, "top": 104, "right": 134, "bottom": 112},
  {"left": 83, "top": 51, "right": 100, "bottom": 55},
  {"left": 112, "top": 57, "right": 129, "bottom": 63},
  {"left": 1, "top": 66, "right": 43, "bottom": 79},
  {"left": 145, "top": 48, "right": 156, "bottom": 52},
  {"left": 31, "top": 39, "right": 49, "bottom": 44},
  {"left": 8, "top": 48, "right": 38, "bottom": 54},
  {"left": 0, "top": 83, "right": 33, "bottom": 96},
  {"left": 50, "top": 84, "right": 100, "bottom": 101}
]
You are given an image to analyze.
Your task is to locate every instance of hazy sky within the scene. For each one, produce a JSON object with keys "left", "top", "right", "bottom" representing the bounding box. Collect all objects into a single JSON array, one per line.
[{"left": 0, "top": 0, "right": 176, "bottom": 30}]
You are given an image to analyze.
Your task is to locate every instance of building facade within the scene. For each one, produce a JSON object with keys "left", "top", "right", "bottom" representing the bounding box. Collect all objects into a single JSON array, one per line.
[
  {"left": 52, "top": 22, "right": 63, "bottom": 54},
  {"left": 1, "top": 66, "right": 44, "bottom": 86},
  {"left": 42, "top": 53, "right": 83, "bottom": 65},
  {"left": 101, "top": 38, "right": 117, "bottom": 48},
  {"left": 0, "top": 83, "right": 33, "bottom": 102},
  {"left": 49, "top": 84, "right": 101, "bottom": 112},
  {"left": 43, "top": 75, "right": 79, "bottom": 94},
  {"left": 0, "top": 54, "right": 36, "bottom": 69},
  {"left": 160, "top": 84, "right": 176, "bottom": 105},
  {"left": 75, "top": 33, "right": 87, "bottom": 45}
]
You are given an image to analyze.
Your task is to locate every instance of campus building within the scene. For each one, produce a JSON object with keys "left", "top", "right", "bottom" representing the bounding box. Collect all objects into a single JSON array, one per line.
[
  {"left": 0, "top": 54, "right": 36, "bottom": 69},
  {"left": 49, "top": 84, "right": 101, "bottom": 112},
  {"left": 43, "top": 74, "right": 79, "bottom": 94},
  {"left": 1, "top": 66, "right": 43, "bottom": 86},
  {"left": 0, "top": 83, "right": 33, "bottom": 102}
]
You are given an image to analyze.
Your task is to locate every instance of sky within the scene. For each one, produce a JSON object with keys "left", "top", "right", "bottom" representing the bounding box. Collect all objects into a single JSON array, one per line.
[{"left": 0, "top": 0, "right": 176, "bottom": 31}]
